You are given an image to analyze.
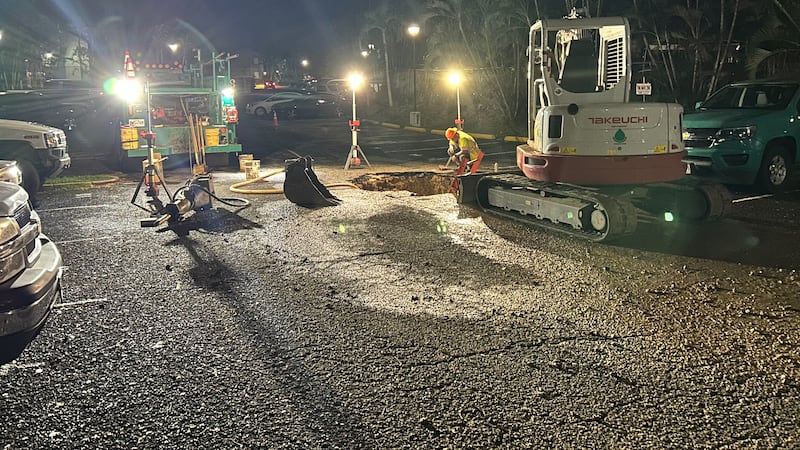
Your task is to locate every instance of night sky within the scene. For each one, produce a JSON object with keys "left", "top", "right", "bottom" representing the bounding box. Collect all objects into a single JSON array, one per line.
[{"left": 1, "top": 0, "right": 375, "bottom": 74}]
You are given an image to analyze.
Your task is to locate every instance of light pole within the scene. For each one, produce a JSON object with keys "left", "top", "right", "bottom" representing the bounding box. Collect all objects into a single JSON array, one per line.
[
  {"left": 448, "top": 71, "right": 463, "bottom": 130},
  {"left": 407, "top": 24, "right": 420, "bottom": 114},
  {"left": 345, "top": 72, "right": 371, "bottom": 169}
]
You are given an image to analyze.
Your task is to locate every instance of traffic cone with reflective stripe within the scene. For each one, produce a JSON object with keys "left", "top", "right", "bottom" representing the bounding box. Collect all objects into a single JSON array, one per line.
[
  {"left": 273, "top": 110, "right": 279, "bottom": 128},
  {"left": 124, "top": 51, "right": 135, "bottom": 79}
]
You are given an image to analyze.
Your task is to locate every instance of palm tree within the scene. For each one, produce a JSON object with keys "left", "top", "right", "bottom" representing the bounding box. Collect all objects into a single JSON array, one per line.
[
  {"left": 705, "top": 0, "right": 745, "bottom": 98},
  {"left": 745, "top": 0, "right": 800, "bottom": 78},
  {"left": 361, "top": 1, "right": 406, "bottom": 107},
  {"left": 667, "top": 2, "right": 715, "bottom": 101},
  {"left": 426, "top": 0, "right": 542, "bottom": 127}
]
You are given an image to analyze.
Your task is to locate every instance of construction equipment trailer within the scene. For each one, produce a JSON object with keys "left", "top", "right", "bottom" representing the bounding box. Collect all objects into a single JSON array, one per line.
[
  {"left": 117, "top": 51, "right": 241, "bottom": 171},
  {"left": 459, "top": 10, "right": 730, "bottom": 242}
]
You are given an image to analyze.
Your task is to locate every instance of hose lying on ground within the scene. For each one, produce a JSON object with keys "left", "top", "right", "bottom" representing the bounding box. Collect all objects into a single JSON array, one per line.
[{"left": 229, "top": 168, "right": 361, "bottom": 195}]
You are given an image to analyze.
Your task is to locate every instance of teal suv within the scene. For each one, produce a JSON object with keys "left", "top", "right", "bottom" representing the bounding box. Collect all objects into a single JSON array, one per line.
[{"left": 683, "top": 80, "right": 800, "bottom": 192}]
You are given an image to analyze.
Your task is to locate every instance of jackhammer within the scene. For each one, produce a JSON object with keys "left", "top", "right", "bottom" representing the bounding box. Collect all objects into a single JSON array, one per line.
[{"left": 140, "top": 175, "right": 216, "bottom": 227}]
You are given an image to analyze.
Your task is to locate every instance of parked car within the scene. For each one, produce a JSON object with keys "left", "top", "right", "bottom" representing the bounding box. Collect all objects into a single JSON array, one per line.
[
  {"left": 683, "top": 80, "right": 800, "bottom": 192},
  {"left": 244, "top": 91, "right": 310, "bottom": 117},
  {"left": 252, "top": 80, "right": 276, "bottom": 90},
  {"left": 307, "top": 78, "right": 347, "bottom": 96},
  {"left": 0, "top": 170, "right": 63, "bottom": 364},
  {"left": 271, "top": 96, "right": 341, "bottom": 120}
]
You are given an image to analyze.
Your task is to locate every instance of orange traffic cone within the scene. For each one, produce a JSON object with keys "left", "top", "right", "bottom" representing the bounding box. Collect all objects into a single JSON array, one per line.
[
  {"left": 124, "top": 51, "right": 135, "bottom": 79},
  {"left": 273, "top": 110, "right": 279, "bottom": 127}
]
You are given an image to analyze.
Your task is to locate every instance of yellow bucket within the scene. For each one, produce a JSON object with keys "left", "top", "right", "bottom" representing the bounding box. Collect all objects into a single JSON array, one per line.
[
  {"left": 244, "top": 160, "right": 261, "bottom": 180},
  {"left": 121, "top": 127, "right": 139, "bottom": 150},
  {"left": 142, "top": 153, "right": 163, "bottom": 183},
  {"left": 239, "top": 154, "right": 253, "bottom": 172},
  {"left": 204, "top": 127, "right": 220, "bottom": 146}
]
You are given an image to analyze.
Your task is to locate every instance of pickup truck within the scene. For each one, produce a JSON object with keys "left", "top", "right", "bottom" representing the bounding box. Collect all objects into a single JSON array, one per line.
[
  {"left": 682, "top": 80, "right": 800, "bottom": 192},
  {"left": 0, "top": 170, "right": 63, "bottom": 364},
  {"left": 0, "top": 118, "right": 71, "bottom": 197}
]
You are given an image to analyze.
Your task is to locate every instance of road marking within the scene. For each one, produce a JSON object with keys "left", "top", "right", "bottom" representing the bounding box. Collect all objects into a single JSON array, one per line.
[
  {"left": 38, "top": 204, "right": 113, "bottom": 212},
  {"left": 0, "top": 361, "right": 45, "bottom": 376},
  {"left": 55, "top": 236, "right": 115, "bottom": 245},
  {"left": 732, "top": 188, "right": 799, "bottom": 203},
  {"left": 365, "top": 138, "right": 443, "bottom": 145},
  {"left": 54, "top": 298, "right": 108, "bottom": 308},
  {"left": 732, "top": 194, "right": 774, "bottom": 203},
  {"left": 381, "top": 146, "right": 448, "bottom": 153}
]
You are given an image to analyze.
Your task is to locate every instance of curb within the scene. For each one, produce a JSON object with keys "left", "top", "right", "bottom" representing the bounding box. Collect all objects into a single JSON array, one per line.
[
  {"left": 43, "top": 175, "right": 121, "bottom": 188},
  {"left": 369, "top": 119, "right": 524, "bottom": 142},
  {"left": 403, "top": 126, "right": 426, "bottom": 133}
]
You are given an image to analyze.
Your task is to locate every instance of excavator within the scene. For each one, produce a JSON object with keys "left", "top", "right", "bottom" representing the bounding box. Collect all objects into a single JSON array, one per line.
[{"left": 458, "top": 9, "right": 730, "bottom": 242}]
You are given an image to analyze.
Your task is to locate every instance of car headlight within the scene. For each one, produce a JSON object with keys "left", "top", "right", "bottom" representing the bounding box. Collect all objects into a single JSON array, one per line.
[
  {"left": 0, "top": 163, "right": 22, "bottom": 185},
  {"left": 0, "top": 217, "right": 21, "bottom": 246},
  {"left": 714, "top": 126, "right": 756, "bottom": 143}
]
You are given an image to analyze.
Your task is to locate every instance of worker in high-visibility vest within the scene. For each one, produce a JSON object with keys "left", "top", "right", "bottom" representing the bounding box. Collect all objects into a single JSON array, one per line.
[{"left": 445, "top": 127, "right": 484, "bottom": 173}]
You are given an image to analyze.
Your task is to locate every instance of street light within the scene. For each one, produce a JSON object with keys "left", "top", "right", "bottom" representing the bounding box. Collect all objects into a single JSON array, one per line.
[
  {"left": 345, "top": 72, "right": 371, "bottom": 169},
  {"left": 407, "top": 24, "right": 420, "bottom": 116},
  {"left": 301, "top": 59, "right": 309, "bottom": 68},
  {"left": 448, "top": 70, "right": 463, "bottom": 130}
]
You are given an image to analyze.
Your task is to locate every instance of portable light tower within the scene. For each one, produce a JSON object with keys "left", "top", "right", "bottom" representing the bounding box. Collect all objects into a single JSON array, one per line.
[{"left": 344, "top": 72, "right": 371, "bottom": 169}]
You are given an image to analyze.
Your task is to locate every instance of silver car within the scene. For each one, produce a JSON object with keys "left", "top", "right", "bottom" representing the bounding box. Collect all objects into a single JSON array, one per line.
[{"left": 0, "top": 176, "right": 63, "bottom": 364}]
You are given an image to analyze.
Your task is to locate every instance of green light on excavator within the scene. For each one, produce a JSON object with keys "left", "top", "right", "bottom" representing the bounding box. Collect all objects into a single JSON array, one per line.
[
  {"left": 664, "top": 211, "right": 675, "bottom": 222},
  {"left": 567, "top": 211, "right": 574, "bottom": 220}
]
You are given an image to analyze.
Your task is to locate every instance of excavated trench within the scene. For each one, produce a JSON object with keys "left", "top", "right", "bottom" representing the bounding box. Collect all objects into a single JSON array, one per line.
[{"left": 351, "top": 171, "right": 453, "bottom": 196}]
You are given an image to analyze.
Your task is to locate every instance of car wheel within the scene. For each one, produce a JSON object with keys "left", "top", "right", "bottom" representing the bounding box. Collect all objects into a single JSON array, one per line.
[
  {"left": 758, "top": 145, "right": 793, "bottom": 193},
  {"left": 255, "top": 107, "right": 267, "bottom": 117},
  {"left": 17, "top": 158, "right": 41, "bottom": 197}
]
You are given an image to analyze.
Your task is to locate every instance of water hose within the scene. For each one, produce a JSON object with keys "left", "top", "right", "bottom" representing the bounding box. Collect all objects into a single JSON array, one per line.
[{"left": 229, "top": 168, "right": 361, "bottom": 195}]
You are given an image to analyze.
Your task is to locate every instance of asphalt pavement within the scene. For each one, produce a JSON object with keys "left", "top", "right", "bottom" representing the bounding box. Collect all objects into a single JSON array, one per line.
[{"left": 1, "top": 117, "right": 798, "bottom": 448}]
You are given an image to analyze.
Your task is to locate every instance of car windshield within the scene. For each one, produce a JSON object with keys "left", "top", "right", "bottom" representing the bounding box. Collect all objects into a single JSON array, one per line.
[{"left": 700, "top": 83, "right": 798, "bottom": 110}]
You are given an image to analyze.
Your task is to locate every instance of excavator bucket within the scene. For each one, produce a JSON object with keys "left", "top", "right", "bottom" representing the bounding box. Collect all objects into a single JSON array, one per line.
[{"left": 283, "top": 156, "right": 341, "bottom": 208}]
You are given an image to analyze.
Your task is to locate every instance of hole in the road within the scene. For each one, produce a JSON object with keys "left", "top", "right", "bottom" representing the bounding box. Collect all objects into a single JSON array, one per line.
[{"left": 351, "top": 171, "right": 453, "bottom": 196}]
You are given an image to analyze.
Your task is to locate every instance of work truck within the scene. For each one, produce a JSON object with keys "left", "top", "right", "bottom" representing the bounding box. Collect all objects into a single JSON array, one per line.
[
  {"left": 0, "top": 118, "right": 71, "bottom": 196},
  {"left": 116, "top": 51, "right": 241, "bottom": 171}
]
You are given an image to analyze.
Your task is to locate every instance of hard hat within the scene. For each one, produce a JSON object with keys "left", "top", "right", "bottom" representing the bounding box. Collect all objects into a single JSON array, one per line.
[{"left": 445, "top": 127, "right": 458, "bottom": 140}]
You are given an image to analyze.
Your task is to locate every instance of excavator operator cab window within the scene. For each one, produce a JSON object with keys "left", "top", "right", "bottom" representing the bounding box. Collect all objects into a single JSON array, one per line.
[{"left": 552, "top": 26, "right": 602, "bottom": 94}]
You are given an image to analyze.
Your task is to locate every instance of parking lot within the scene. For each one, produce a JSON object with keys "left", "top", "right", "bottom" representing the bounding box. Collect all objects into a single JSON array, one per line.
[{"left": 1, "top": 118, "right": 799, "bottom": 448}]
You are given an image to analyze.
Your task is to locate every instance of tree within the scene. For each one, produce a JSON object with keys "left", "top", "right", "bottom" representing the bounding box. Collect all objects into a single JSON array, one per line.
[
  {"left": 425, "top": 0, "right": 543, "bottom": 128},
  {"left": 745, "top": 0, "right": 800, "bottom": 78},
  {"left": 361, "top": 1, "right": 407, "bottom": 107}
]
